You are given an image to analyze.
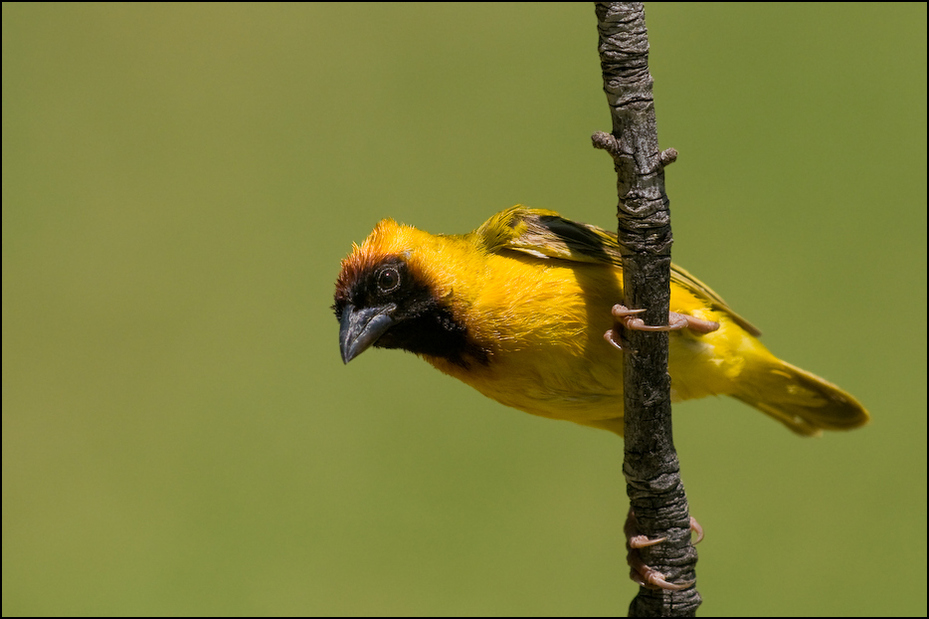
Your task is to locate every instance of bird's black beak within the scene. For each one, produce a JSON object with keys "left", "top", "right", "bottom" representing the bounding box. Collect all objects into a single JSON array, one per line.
[{"left": 339, "top": 303, "right": 396, "bottom": 364}]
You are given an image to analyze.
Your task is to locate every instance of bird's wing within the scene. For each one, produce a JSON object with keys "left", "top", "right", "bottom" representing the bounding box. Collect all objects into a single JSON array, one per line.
[{"left": 476, "top": 206, "right": 761, "bottom": 336}]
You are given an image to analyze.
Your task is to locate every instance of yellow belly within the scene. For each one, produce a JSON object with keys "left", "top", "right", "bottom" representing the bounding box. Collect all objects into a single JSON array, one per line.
[{"left": 423, "top": 252, "right": 759, "bottom": 433}]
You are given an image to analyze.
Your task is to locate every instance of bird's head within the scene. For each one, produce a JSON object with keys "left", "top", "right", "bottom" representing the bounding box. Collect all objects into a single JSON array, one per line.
[{"left": 333, "top": 219, "right": 486, "bottom": 367}]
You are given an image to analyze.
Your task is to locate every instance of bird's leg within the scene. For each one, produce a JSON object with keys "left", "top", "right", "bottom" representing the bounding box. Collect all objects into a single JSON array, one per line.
[{"left": 624, "top": 509, "right": 704, "bottom": 591}]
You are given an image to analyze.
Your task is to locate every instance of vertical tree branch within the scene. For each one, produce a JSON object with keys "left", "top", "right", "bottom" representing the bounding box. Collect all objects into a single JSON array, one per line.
[{"left": 591, "top": 3, "right": 700, "bottom": 616}]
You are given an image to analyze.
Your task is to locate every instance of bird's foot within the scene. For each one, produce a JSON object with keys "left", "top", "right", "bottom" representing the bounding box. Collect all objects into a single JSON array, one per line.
[
  {"left": 604, "top": 305, "right": 719, "bottom": 349},
  {"left": 612, "top": 304, "right": 721, "bottom": 333},
  {"left": 624, "top": 510, "right": 703, "bottom": 591}
]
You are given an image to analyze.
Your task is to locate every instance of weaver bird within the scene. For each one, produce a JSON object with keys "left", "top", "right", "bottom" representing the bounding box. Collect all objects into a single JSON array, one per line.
[{"left": 334, "top": 206, "right": 869, "bottom": 437}]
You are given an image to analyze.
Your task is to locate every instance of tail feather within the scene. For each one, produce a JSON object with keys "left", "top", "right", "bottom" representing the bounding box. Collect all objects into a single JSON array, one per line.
[{"left": 733, "top": 358, "right": 870, "bottom": 436}]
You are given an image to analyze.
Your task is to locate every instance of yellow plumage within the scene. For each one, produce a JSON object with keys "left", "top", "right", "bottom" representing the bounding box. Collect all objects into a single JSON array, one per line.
[{"left": 334, "top": 206, "right": 869, "bottom": 436}]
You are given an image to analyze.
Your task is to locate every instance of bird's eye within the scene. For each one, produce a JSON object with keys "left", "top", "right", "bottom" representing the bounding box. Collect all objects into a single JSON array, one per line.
[{"left": 377, "top": 266, "right": 401, "bottom": 293}]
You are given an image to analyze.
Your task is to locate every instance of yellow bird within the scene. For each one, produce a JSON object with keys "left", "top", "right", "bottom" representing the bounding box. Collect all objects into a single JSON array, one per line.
[{"left": 333, "top": 206, "right": 869, "bottom": 436}]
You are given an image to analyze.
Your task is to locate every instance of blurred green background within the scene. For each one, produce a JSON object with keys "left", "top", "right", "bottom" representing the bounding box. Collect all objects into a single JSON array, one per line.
[{"left": 3, "top": 3, "right": 925, "bottom": 616}]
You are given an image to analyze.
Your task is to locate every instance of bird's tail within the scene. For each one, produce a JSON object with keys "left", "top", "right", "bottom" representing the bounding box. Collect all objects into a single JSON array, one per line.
[{"left": 731, "top": 354, "right": 870, "bottom": 436}]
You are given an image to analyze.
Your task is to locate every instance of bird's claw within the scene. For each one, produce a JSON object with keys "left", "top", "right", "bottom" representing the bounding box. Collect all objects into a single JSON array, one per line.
[
  {"left": 606, "top": 305, "right": 720, "bottom": 349},
  {"left": 628, "top": 565, "right": 695, "bottom": 591},
  {"left": 624, "top": 510, "right": 702, "bottom": 591},
  {"left": 689, "top": 515, "right": 704, "bottom": 545}
]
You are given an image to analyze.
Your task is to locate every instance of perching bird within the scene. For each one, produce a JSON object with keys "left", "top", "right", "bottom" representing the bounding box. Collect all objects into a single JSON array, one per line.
[{"left": 333, "top": 206, "right": 869, "bottom": 437}]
